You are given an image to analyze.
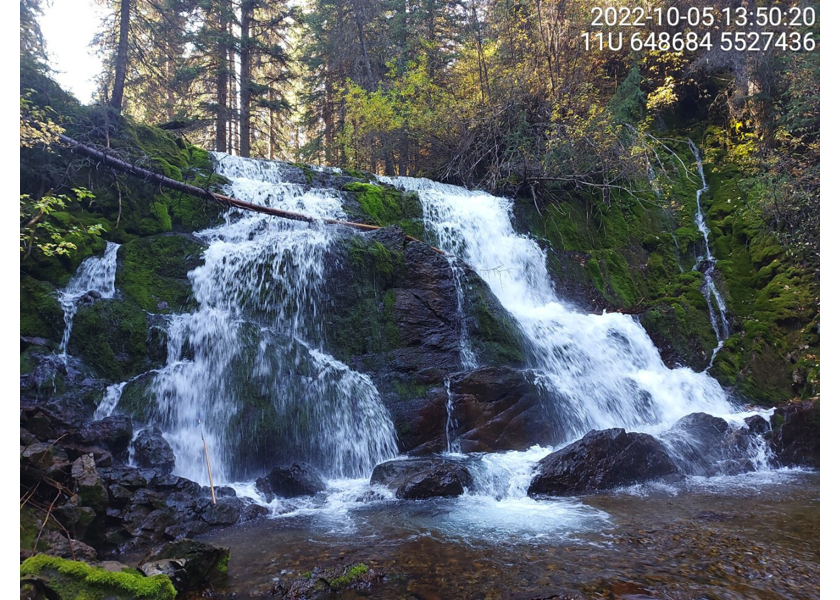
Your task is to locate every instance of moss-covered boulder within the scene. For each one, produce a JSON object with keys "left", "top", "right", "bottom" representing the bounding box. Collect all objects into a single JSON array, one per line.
[
  {"left": 21, "top": 276, "right": 65, "bottom": 343},
  {"left": 20, "top": 555, "right": 176, "bottom": 600},
  {"left": 341, "top": 181, "right": 425, "bottom": 239},
  {"left": 116, "top": 233, "right": 206, "bottom": 312},
  {"left": 68, "top": 298, "right": 167, "bottom": 382}
]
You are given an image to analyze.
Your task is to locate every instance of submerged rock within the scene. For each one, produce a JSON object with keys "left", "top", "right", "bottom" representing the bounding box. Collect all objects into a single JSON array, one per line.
[
  {"left": 256, "top": 463, "right": 327, "bottom": 500},
  {"left": 528, "top": 428, "right": 678, "bottom": 496},
  {"left": 371, "top": 456, "right": 473, "bottom": 499}
]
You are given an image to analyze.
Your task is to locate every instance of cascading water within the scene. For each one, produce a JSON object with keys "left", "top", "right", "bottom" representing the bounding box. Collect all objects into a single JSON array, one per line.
[
  {"left": 142, "top": 155, "right": 397, "bottom": 483},
  {"left": 687, "top": 139, "right": 730, "bottom": 368},
  {"left": 58, "top": 241, "right": 120, "bottom": 359},
  {"left": 381, "top": 176, "right": 735, "bottom": 442}
]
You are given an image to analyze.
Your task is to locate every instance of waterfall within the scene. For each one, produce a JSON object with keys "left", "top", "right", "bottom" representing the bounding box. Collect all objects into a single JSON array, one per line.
[
  {"left": 58, "top": 241, "right": 120, "bottom": 359},
  {"left": 687, "top": 139, "right": 731, "bottom": 368},
  {"left": 381, "top": 176, "right": 735, "bottom": 441},
  {"left": 146, "top": 155, "right": 397, "bottom": 483}
]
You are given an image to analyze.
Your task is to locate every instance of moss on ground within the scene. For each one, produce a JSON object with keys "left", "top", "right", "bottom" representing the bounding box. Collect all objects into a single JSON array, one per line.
[{"left": 20, "top": 554, "right": 176, "bottom": 599}]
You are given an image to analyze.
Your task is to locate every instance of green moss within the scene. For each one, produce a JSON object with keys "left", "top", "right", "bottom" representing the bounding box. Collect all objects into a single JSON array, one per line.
[
  {"left": 393, "top": 380, "right": 430, "bottom": 400},
  {"left": 329, "top": 563, "right": 369, "bottom": 589},
  {"left": 467, "top": 287, "right": 527, "bottom": 366},
  {"left": 342, "top": 182, "right": 424, "bottom": 238},
  {"left": 20, "top": 555, "right": 176, "bottom": 599},
  {"left": 69, "top": 298, "right": 166, "bottom": 381},
  {"left": 21, "top": 276, "right": 64, "bottom": 342},
  {"left": 116, "top": 234, "right": 204, "bottom": 312}
]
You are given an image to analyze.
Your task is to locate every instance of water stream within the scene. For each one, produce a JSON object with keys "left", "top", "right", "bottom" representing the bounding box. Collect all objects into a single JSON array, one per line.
[
  {"left": 57, "top": 241, "right": 120, "bottom": 359},
  {"left": 687, "top": 139, "right": 731, "bottom": 368}
]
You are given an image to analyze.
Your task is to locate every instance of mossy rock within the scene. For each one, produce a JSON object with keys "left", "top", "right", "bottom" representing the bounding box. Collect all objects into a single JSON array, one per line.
[
  {"left": 68, "top": 298, "right": 167, "bottom": 382},
  {"left": 21, "top": 276, "right": 64, "bottom": 342},
  {"left": 20, "top": 554, "right": 176, "bottom": 600},
  {"left": 116, "top": 233, "right": 206, "bottom": 312},
  {"left": 341, "top": 182, "right": 425, "bottom": 239}
]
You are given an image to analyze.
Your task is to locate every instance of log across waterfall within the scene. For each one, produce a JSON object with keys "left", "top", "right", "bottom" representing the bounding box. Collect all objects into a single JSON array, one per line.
[{"left": 58, "top": 133, "right": 441, "bottom": 251}]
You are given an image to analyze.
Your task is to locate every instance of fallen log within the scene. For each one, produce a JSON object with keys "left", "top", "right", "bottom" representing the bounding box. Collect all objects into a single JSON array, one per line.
[{"left": 58, "top": 133, "right": 442, "bottom": 252}]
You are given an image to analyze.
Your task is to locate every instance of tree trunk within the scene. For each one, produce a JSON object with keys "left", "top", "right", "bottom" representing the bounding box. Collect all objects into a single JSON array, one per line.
[
  {"left": 239, "top": 1, "right": 252, "bottom": 158},
  {"left": 350, "top": 0, "right": 374, "bottom": 90},
  {"left": 215, "top": 0, "right": 229, "bottom": 152},
  {"left": 110, "top": 0, "right": 132, "bottom": 112}
]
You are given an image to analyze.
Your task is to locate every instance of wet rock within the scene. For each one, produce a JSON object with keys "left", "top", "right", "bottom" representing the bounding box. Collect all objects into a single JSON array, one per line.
[
  {"left": 199, "top": 497, "right": 243, "bottom": 526},
  {"left": 256, "top": 463, "right": 327, "bottom": 499},
  {"left": 71, "top": 454, "right": 109, "bottom": 513},
  {"left": 141, "top": 539, "right": 230, "bottom": 593},
  {"left": 745, "top": 414, "right": 771, "bottom": 435},
  {"left": 770, "top": 401, "right": 819, "bottom": 468},
  {"left": 660, "top": 412, "right": 731, "bottom": 475},
  {"left": 131, "top": 427, "right": 176, "bottom": 475},
  {"left": 528, "top": 428, "right": 678, "bottom": 496},
  {"left": 81, "top": 415, "right": 133, "bottom": 458},
  {"left": 445, "top": 366, "right": 560, "bottom": 452},
  {"left": 21, "top": 442, "right": 71, "bottom": 477},
  {"left": 371, "top": 456, "right": 473, "bottom": 499}
]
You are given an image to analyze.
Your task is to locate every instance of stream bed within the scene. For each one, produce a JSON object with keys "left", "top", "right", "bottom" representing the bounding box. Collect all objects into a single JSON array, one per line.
[{"left": 199, "top": 469, "right": 819, "bottom": 599}]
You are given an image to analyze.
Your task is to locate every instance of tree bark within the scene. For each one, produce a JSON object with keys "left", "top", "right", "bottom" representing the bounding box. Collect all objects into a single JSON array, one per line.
[
  {"left": 239, "top": 1, "right": 253, "bottom": 157},
  {"left": 110, "top": 0, "right": 132, "bottom": 112},
  {"left": 215, "top": 0, "right": 229, "bottom": 152}
]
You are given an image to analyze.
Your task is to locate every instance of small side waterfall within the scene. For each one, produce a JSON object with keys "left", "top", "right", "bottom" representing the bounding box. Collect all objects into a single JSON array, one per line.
[
  {"left": 58, "top": 241, "right": 120, "bottom": 359},
  {"left": 687, "top": 139, "right": 730, "bottom": 368},
  {"left": 382, "top": 176, "right": 735, "bottom": 442}
]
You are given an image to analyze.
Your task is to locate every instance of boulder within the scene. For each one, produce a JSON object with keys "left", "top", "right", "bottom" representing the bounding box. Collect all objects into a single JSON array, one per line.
[
  {"left": 256, "top": 463, "right": 327, "bottom": 500},
  {"left": 660, "top": 412, "right": 730, "bottom": 475},
  {"left": 371, "top": 457, "right": 473, "bottom": 499},
  {"left": 528, "top": 428, "right": 678, "bottom": 496},
  {"left": 82, "top": 415, "right": 133, "bottom": 458},
  {"left": 131, "top": 427, "right": 176, "bottom": 475},
  {"left": 770, "top": 401, "right": 819, "bottom": 468},
  {"left": 745, "top": 414, "right": 771, "bottom": 436},
  {"left": 140, "top": 539, "right": 230, "bottom": 593}
]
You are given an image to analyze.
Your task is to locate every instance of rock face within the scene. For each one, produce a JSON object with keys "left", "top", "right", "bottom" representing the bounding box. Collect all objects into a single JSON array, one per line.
[
  {"left": 256, "top": 463, "right": 327, "bottom": 499},
  {"left": 770, "top": 401, "right": 819, "bottom": 468},
  {"left": 132, "top": 427, "right": 176, "bottom": 475},
  {"left": 444, "top": 366, "right": 560, "bottom": 453},
  {"left": 320, "top": 227, "right": 528, "bottom": 454},
  {"left": 371, "top": 457, "right": 473, "bottom": 499},
  {"left": 527, "top": 429, "right": 678, "bottom": 496}
]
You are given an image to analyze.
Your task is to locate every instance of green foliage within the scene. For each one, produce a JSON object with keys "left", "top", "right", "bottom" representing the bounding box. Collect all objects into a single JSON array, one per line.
[{"left": 20, "top": 555, "right": 177, "bottom": 599}]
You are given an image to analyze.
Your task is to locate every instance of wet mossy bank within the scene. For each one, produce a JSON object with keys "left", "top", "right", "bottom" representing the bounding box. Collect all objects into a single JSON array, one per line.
[{"left": 509, "top": 131, "right": 818, "bottom": 405}]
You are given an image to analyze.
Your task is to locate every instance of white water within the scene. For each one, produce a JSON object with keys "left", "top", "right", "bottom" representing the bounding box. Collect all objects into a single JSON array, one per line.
[
  {"left": 58, "top": 241, "right": 120, "bottom": 358},
  {"left": 382, "top": 176, "right": 735, "bottom": 441},
  {"left": 144, "top": 154, "right": 397, "bottom": 483},
  {"left": 687, "top": 139, "right": 730, "bottom": 368}
]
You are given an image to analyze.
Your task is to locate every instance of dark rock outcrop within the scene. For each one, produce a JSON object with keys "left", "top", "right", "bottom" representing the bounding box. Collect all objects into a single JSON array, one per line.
[
  {"left": 770, "top": 401, "right": 819, "bottom": 468},
  {"left": 140, "top": 539, "right": 230, "bottom": 594},
  {"left": 132, "top": 427, "right": 176, "bottom": 475},
  {"left": 371, "top": 457, "right": 473, "bottom": 499},
  {"left": 444, "top": 366, "right": 560, "bottom": 453},
  {"left": 528, "top": 428, "right": 678, "bottom": 496},
  {"left": 256, "top": 463, "right": 327, "bottom": 500},
  {"left": 81, "top": 415, "right": 133, "bottom": 459}
]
